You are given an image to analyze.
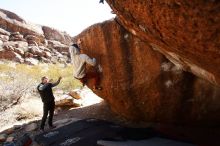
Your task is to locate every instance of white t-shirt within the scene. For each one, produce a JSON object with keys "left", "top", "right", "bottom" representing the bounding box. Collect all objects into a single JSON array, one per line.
[{"left": 69, "top": 46, "right": 96, "bottom": 78}]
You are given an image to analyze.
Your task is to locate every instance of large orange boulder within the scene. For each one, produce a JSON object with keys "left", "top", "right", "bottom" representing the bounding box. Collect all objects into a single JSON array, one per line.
[
  {"left": 106, "top": 0, "right": 220, "bottom": 86},
  {"left": 74, "top": 20, "right": 220, "bottom": 125}
]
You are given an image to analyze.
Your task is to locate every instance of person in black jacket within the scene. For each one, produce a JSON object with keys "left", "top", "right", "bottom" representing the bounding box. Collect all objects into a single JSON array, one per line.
[{"left": 37, "top": 76, "right": 62, "bottom": 131}]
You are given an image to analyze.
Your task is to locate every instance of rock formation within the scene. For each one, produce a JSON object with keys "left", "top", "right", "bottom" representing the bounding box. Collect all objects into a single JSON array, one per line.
[
  {"left": 42, "top": 26, "right": 72, "bottom": 45},
  {"left": 106, "top": 0, "right": 220, "bottom": 86},
  {"left": 1, "top": 2, "right": 220, "bottom": 126},
  {"left": 74, "top": 19, "right": 220, "bottom": 126},
  {"left": 0, "top": 9, "right": 44, "bottom": 43},
  {"left": 0, "top": 9, "right": 71, "bottom": 65}
]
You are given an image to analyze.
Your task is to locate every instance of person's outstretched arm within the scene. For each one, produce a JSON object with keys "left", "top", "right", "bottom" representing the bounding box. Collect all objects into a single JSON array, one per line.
[
  {"left": 69, "top": 47, "right": 73, "bottom": 63},
  {"left": 84, "top": 54, "right": 96, "bottom": 66},
  {"left": 51, "top": 77, "right": 62, "bottom": 87}
]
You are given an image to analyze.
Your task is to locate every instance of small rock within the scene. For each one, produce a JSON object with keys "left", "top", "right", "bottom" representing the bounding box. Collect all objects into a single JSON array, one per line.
[
  {"left": 24, "top": 58, "right": 39, "bottom": 65},
  {"left": 27, "top": 40, "right": 38, "bottom": 47},
  {"left": 40, "top": 57, "right": 51, "bottom": 63},
  {"left": 11, "top": 32, "right": 20, "bottom": 35},
  {"left": 47, "top": 40, "right": 69, "bottom": 52},
  {"left": 0, "top": 28, "right": 10, "bottom": 36},
  {"left": 5, "top": 128, "right": 14, "bottom": 135},
  {"left": 25, "top": 123, "right": 38, "bottom": 132},
  {"left": 3, "top": 45, "right": 14, "bottom": 51},
  {"left": 61, "top": 52, "right": 68, "bottom": 56},
  {"left": 68, "top": 91, "right": 81, "bottom": 99},
  {"left": 9, "top": 34, "right": 25, "bottom": 42},
  {"left": 43, "top": 51, "right": 52, "bottom": 58},
  {"left": 25, "top": 34, "right": 39, "bottom": 40},
  {"left": 54, "top": 51, "right": 63, "bottom": 59},
  {"left": 13, "top": 53, "right": 24, "bottom": 63},
  {"left": 3, "top": 41, "right": 28, "bottom": 48},
  {"left": 24, "top": 52, "right": 34, "bottom": 58},
  {"left": 14, "top": 47, "right": 24, "bottom": 56},
  {"left": 0, "top": 35, "right": 9, "bottom": 42},
  {"left": 28, "top": 46, "right": 40, "bottom": 54},
  {"left": 0, "top": 50, "right": 21, "bottom": 61},
  {"left": 40, "top": 46, "right": 51, "bottom": 52},
  {"left": 6, "top": 136, "right": 14, "bottom": 142},
  {"left": 25, "top": 35, "right": 40, "bottom": 46},
  {"left": 55, "top": 99, "right": 74, "bottom": 107},
  {"left": 16, "top": 41, "right": 28, "bottom": 48},
  {"left": 0, "top": 134, "right": 7, "bottom": 142},
  {"left": 0, "top": 40, "right": 3, "bottom": 46}
]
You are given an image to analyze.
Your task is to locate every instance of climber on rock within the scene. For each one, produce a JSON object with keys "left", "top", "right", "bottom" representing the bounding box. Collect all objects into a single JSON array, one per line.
[{"left": 69, "top": 42, "right": 102, "bottom": 91}]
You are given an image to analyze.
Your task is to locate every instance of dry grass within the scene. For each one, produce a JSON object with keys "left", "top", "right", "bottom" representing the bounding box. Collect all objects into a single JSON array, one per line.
[{"left": 0, "top": 61, "right": 81, "bottom": 130}]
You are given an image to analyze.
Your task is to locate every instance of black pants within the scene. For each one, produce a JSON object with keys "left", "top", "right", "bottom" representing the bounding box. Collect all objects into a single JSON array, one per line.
[{"left": 40, "top": 101, "right": 55, "bottom": 129}]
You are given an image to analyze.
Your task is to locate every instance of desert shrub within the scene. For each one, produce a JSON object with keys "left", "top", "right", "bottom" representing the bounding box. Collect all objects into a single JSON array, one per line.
[
  {"left": 0, "top": 69, "right": 37, "bottom": 111},
  {"left": 0, "top": 62, "right": 82, "bottom": 130},
  {"left": 0, "top": 62, "right": 81, "bottom": 111},
  {"left": 14, "top": 96, "right": 43, "bottom": 120},
  {"left": 15, "top": 63, "right": 81, "bottom": 90}
]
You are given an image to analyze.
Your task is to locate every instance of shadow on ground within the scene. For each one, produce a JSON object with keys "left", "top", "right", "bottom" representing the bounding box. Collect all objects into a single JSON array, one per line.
[{"left": 0, "top": 102, "right": 220, "bottom": 146}]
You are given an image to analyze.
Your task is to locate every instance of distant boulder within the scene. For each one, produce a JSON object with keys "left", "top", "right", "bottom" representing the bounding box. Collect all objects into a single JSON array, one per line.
[
  {"left": 0, "top": 9, "right": 72, "bottom": 64},
  {"left": 0, "top": 40, "right": 3, "bottom": 46},
  {"left": 0, "top": 28, "right": 10, "bottom": 36},
  {"left": 42, "top": 26, "right": 72, "bottom": 45},
  {"left": 0, "top": 50, "right": 23, "bottom": 63},
  {"left": 0, "top": 9, "right": 44, "bottom": 43},
  {"left": 0, "top": 8, "right": 25, "bottom": 23},
  {"left": 9, "top": 32, "right": 25, "bottom": 41},
  {"left": 3, "top": 41, "right": 28, "bottom": 49},
  {"left": 24, "top": 57, "right": 39, "bottom": 65},
  {"left": 0, "top": 35, "right": 9, "bottom": 42},
  {"left": 47, "top": 40, "right": 69, "bottom": 53}
]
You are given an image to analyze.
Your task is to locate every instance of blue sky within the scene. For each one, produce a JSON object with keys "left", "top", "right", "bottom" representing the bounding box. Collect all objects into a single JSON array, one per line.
[{"left": 0, "top": 0, "right": 115, "bottom": 36}]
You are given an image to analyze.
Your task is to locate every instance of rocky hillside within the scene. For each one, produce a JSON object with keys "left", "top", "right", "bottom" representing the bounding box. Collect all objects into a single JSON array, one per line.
[
  {"left": 0, "top": 9, "right": 72, "bottom": 65},
  {"left": 74, "top": 19, "right": 220, "bottom": 125}
]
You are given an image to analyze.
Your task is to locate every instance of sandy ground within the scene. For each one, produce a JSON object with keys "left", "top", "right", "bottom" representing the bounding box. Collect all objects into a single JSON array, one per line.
[
  {"left": 47, "top": 87, "right": 147, "bottom": 129},
  {"left": 1, "top": 88, "right": 220, "bottom": 146},
  {"left": 0, "top": 87, "right": 121, "bottom": 132}
]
